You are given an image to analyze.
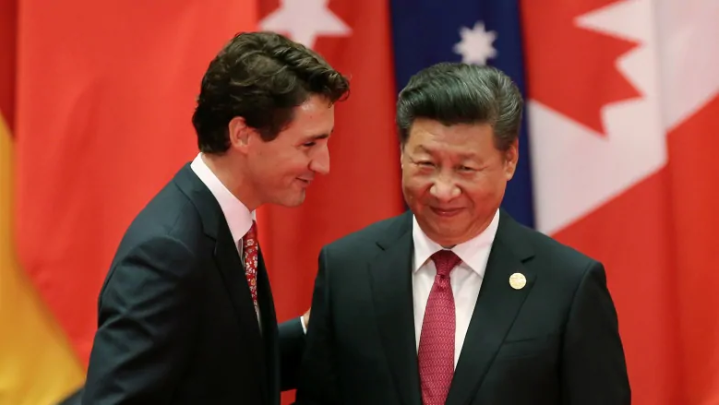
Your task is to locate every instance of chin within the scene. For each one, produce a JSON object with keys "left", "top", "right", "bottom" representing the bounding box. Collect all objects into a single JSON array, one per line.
[
  {"left": 425, "top": 221, "right": 469, "bottom": 245},
  {"left": 278, "top": 192, "right": 306, "bottom": 208}
]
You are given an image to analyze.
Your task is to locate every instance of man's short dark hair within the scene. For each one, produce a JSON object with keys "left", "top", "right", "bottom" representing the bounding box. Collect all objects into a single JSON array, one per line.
[
  {"left": 396, "top": 62, "right": 523, "bottom": 151},
  {"left": 192, "top": 32, "right": 350, "bottom": 153}
]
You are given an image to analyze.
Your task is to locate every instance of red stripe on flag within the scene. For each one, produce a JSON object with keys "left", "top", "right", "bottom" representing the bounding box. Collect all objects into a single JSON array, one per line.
[
  {"left": 553, "top": 162, "right": 681, "bottom": 404},
  {"left": 666, "top": 96, "right": 719, "bottom": 404},
  {"left": 553, "top": 97, "right": 720, "bottom": 404}
]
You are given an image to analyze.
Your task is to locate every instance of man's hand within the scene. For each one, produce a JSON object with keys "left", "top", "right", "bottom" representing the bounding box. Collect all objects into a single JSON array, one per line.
[{"left": 302, "top": 308, "right": 311, "bottom": 330}]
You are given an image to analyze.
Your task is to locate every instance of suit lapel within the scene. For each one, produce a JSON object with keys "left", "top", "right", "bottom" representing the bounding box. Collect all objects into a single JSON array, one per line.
[
  {"left": 445, "top": 212, "right": 536, "bottom": 404},
  {"left": 368, "top": 212, "right": 422, "bottom": 405}
]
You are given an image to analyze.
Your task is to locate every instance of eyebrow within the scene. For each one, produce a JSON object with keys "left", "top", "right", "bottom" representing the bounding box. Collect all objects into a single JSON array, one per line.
[
  {"left": 414, "top": 145, "right": 478, "bottom": 160},
  {"left": 305, "top": 128, "right": 333, "bottom": 141}
]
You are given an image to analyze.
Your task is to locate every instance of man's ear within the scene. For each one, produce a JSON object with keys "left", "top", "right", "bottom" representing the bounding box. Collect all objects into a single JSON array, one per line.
[
  {"left": 503, "top": 139, "right": 519, "bottom": 181},
  {"left": 228, "top": 116, "right": 252, "bottom": 153}
]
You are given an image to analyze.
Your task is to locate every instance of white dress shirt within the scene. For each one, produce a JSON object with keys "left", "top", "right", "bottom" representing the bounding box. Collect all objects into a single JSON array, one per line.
[
  {"left": 412, "top": 209, "right": 500, "bottom": 368},
  {"left": 190, "top": 153, "right": 260, "bottom": 320}
]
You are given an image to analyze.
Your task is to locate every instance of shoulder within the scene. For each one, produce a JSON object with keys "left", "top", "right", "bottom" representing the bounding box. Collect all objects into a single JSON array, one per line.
[
  {"left": 322, "top": 212, "right": 411, "bottom": 258},
  {"left": 500, "top": 212, "right": 601, "bottom": 280},
  {"left": 113, "top": 178, "right": 207, "bottom": 265},
  {"left": 527, "top": 228, "right": 597, "bottom": 269}
]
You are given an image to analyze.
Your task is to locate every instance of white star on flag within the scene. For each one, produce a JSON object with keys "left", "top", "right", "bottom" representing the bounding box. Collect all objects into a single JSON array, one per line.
[
  {"left": 259, "top": 0, "right": 351, "bottom": 49},
  {"left": 453, "top": 21, "right": 498, "bottom": 66}
]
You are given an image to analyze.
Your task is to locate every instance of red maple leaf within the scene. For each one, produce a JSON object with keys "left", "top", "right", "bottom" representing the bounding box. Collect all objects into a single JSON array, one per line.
[{"left": 521, "top": 0, "right": 641, "bottom": 136}]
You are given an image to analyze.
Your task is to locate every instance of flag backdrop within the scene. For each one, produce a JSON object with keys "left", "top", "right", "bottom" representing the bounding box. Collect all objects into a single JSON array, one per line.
[
  {"left": 520, "top": 0, "right": 718, "bottom": 403},
  {"left": 1, "top": 0, "right": 84, "bottom": 402},
  {"left": 1, "top": 0, "right": 717, "bottom": 404}
]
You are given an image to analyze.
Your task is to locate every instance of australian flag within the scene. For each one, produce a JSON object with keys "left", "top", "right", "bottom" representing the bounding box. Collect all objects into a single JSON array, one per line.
[{"left": 390, "top": 0, "right": 535, "bottom": 228}]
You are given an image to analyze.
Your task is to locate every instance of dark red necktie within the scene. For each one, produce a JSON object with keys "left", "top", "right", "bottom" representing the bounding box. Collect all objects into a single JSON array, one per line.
[
  {"left": 418, "top": 249, "right": 461, "bottom": 405},
  {"left": 242, "top": 220, "right": 259, "bottom": 308}
]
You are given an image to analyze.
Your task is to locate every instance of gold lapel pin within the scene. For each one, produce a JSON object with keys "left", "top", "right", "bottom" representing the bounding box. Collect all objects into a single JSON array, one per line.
[{"left": 509, "top": 272, "right": 526, "bottom": 290}]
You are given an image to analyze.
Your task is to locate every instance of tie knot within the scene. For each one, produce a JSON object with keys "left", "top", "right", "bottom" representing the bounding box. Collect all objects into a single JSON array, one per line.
[{"left": 430, "top": 250, "right": 461, "bottom": 278}]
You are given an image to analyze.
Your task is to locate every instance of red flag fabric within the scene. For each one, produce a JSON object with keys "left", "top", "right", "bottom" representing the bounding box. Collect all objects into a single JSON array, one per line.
[
  {"left": 14, "top": 0, "right": 258, "bottom": 364},
  {"left": 521, "top": 0, "right": 718, "bottom": 403},
  {"left": 2, "top": 0, "right": 85, "bottom": 402}
]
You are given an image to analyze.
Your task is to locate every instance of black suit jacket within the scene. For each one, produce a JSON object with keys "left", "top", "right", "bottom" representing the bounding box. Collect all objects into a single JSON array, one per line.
[
  {"left": 82, "top": 164, "right": 305, "bottom": 404},
  {"left": 296, "top": 210, "right": 631, "bottom": 404}
]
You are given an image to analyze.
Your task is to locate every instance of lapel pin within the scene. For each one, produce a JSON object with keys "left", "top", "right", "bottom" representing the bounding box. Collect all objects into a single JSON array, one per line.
[{"left": 509, "top": 272, "right": 526, "bottom": 290}]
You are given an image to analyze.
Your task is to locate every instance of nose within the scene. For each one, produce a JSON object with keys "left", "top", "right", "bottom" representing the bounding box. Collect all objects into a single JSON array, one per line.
[
  {"left": 309, "top": 144, "right": 330, "bottom": 175},
  {"left": 429, "top": 174, "right": 460, "bottom": 202}
]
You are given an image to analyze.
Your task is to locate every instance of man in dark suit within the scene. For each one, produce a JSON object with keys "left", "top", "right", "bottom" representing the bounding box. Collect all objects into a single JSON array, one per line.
[
  {"left": 296, "top": 63, "right": 631, "bottom": 404},
  {"left": 81, "top": 32, "right": 349, "bottom": 404}
]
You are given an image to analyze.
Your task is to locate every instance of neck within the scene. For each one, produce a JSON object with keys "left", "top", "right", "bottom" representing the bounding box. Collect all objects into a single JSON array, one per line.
[{"left": 201, "top": 152, "right": 261, "bottom": 210}]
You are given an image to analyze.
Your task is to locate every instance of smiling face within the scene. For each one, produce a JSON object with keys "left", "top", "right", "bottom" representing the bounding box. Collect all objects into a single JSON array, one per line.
[
  {"left": 243, "top": 94, "right": 335, "bottom": 207},
  {"left": 401, "top": 118, "right": 517, "bottom": 247}
]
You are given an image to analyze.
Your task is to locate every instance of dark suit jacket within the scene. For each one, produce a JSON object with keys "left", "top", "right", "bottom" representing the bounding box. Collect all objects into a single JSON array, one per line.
[
  {"left": 296, "top": 210, "right": 631, "bottom": 404},
  {"left": 82, "top": 164, "right": 305, "bottom": 404}
]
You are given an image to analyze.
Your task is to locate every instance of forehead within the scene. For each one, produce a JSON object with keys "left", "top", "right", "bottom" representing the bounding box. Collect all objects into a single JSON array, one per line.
[
  {"left": 286, "top": 95, "right": 335, "bottom": 132},
  {"left": 407, "top": 118, "right": 495, "bottom": 154}
]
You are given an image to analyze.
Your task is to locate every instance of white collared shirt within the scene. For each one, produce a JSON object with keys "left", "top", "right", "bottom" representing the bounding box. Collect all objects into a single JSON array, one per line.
[
  {"left": 190, "top": 153, "right": 255, "bottom": 255},
  {"left": 412, "top": 209, "right": 500, "bottom": 367}
]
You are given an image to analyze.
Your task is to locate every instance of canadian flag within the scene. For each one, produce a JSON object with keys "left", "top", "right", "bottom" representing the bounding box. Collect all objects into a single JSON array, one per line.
[{"left": 521, "top": 0, "right": 718, "bottom": 404}]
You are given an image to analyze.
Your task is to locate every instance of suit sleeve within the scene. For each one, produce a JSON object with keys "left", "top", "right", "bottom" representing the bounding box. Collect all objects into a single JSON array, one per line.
[
  {"left": 561, "top": 261, "right": 632, "bottom": 404},
  {"left": 81, "top": 236, "right": 201, "bottom": 404},
  {"left": 295, "top": 247, "right": 340, "bottom": 404},
  {"left": 278, "top": 317, "right": 306, "bottom": 391}
]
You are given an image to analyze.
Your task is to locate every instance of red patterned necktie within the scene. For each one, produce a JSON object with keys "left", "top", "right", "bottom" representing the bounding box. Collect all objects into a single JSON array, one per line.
[
  {"left": 418, "top": 249, "right": 462, "bottom": 405},
  {"left": 242, "top": 220, "right": 259, "bottom": 308}
]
